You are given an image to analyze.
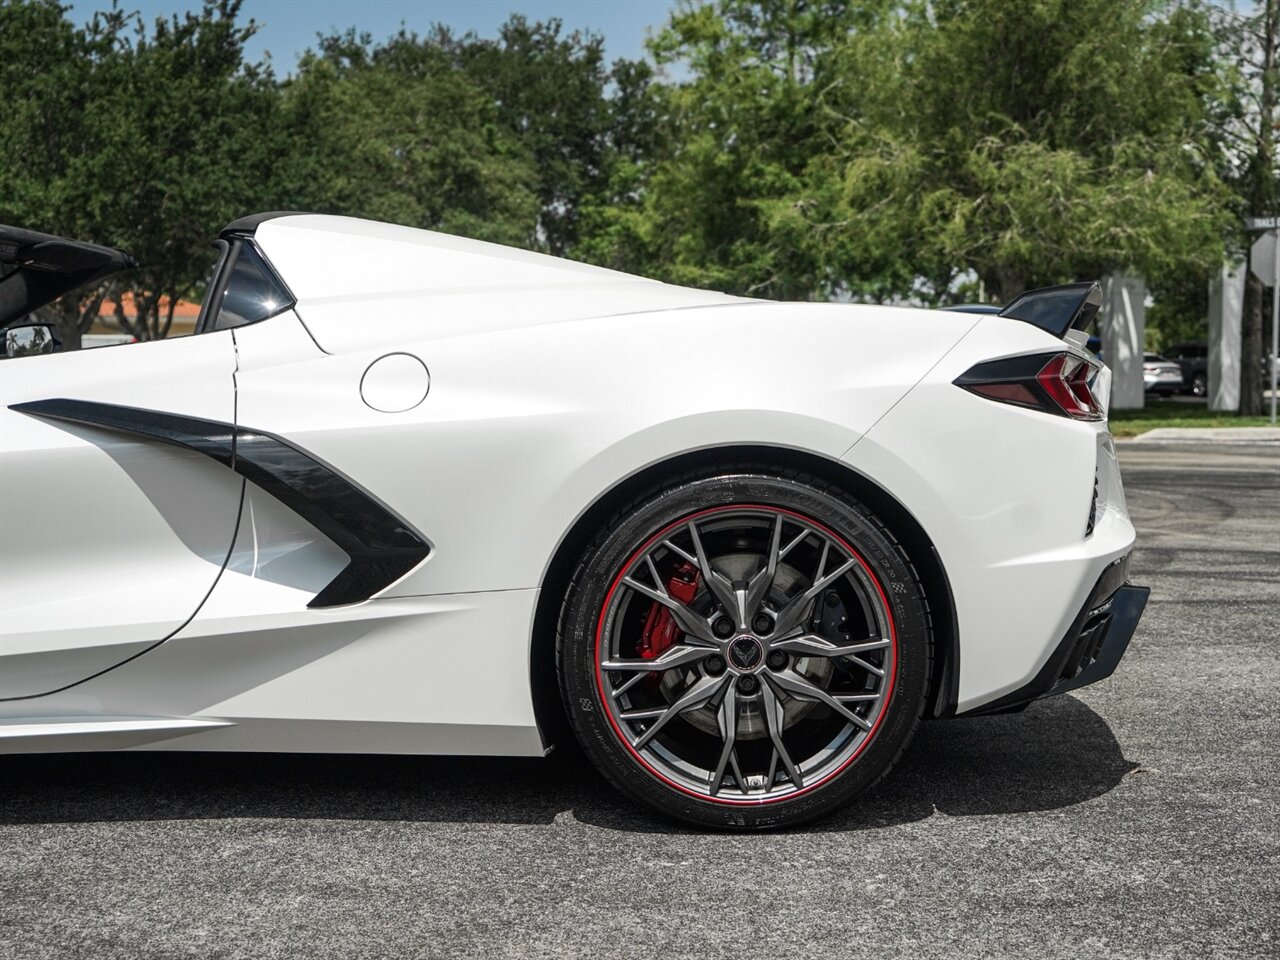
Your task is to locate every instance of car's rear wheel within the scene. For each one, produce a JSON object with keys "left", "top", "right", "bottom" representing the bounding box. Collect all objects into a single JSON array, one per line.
[
  {"left": 1191, "top": 373, "right": 1207, "bottom": 397},
  {"left": 557, "top": 469, "right": 931, "bottom": 830}
]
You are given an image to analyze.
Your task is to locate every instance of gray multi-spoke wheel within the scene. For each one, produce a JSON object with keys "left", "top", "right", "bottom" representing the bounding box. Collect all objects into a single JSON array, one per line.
[{"left": 559, "top": 468, "right": 931, "bottom": 830}]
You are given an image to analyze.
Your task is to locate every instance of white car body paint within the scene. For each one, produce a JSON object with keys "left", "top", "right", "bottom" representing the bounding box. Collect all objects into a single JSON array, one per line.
[
  {"left": 844, "top": 319, "right": 1134, "bottom": 711},
  {"left": 0, "top": 214, "right": 1136, "bottom": 755},
  {"left": 0, "top": 333, "right": 242, "bottom": 699}
]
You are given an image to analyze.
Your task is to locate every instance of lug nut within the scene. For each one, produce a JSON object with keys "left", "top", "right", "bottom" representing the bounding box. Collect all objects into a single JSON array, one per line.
[
  {"left": 705, "top": 655, "right": 726, "bottom": 675},
  {"left": 752, "top": 614, "right": 772, "bottom": 635},
  {"left": 714, "top": 617, "right": 735, "bottom": 638},
  {"left": 767, "top": 650, "right": 788, "bottom": 671},
  {"left": 737, "top": 675, "right": 759, "bottom": 694}
]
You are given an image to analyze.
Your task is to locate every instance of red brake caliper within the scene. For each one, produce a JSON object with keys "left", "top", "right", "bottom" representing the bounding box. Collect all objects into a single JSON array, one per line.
[{"left": 638, "top": 562, "right": 700, "bottom": 663}]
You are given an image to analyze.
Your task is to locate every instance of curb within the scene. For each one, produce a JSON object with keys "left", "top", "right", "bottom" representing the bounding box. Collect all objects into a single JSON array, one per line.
[{"left": 1124, "top": 427, "right": 1280, "bottom": 443}]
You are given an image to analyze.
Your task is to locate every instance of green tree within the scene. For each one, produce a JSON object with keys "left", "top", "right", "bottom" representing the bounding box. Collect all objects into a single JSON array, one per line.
[
  {"left": 571, "top": 57, "right": 664, "bottom": 274},
  {"left": 0, "top": 0, "right": 285, "bottom": 344},
  {"left": 3, "top": 0, "right": 1248, "bottom": 347},
  {"left": 0, "top": 1, "right": 86, "bottom": 233},
  {"left": 448, "top": 16, "right": 615, "bottom": 257},
  {"left": 824, "top": 0, "right": 1234, "bottom": 304},
  {"left": 282, "top": 29, "right": 539, "bottom": 248},
  {"left": 0, "top": 0, "right": 115, "bottom": 347},
  {"left": 603, "top": 0, "right": 1232, "bottom": 306},
  {"left": 588, "top": 0, "right": 893, "bottom": 299},
  {"left": 78, "top": 0, "right": 284, "bottom": 341}
]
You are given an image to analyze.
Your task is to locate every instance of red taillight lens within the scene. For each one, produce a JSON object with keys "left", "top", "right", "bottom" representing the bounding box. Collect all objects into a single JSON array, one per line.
[
  {"left": 968, "top": 382, "right": 1042, "bottom": 408},
  {"left": 1036, "top": 354, "right": 1103, "bottom": 419},
  {"left": 956, "top": 352, "right": 1104, "bottom": 421}
]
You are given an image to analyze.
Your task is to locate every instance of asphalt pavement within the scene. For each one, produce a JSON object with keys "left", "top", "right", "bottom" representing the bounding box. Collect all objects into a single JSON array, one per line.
[{"left": 1, "top": 442, "right": 1277, "bottom": 960}]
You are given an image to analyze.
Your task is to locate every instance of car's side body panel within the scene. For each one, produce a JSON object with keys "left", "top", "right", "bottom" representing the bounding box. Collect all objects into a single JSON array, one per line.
[
  {"left": 235, "top": 303, "right": 981, "bottom": 601},
  {"left": 8, "top": 577, "right": 546, "bottom": 757},
  {"left": 0, "top": 333, "right": 241, "bottom": 700}
]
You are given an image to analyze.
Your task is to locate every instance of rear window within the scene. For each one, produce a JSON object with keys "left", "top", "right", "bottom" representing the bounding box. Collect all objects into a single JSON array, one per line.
[{"left": 210, "top": 243, "right": 293, "bottom": 331}]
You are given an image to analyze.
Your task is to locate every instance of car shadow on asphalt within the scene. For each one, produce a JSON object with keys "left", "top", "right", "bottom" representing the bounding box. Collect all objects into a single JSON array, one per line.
[{"left": 0, "top": 695, "right": 1134, "bottom": 832}]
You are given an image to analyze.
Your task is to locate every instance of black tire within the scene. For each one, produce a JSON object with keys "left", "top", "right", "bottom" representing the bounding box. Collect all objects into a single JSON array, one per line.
[
  {"left": 556, "top": 467, "right": 931, "bottom": 830},
  {"left": 1191, "top": 373, "right": 1207, "bottom": 397}
]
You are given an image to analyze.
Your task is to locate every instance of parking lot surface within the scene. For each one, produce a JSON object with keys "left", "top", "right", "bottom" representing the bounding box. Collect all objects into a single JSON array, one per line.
[{"left": 1, "top": 442, "right": 1277, "bottom": 960}]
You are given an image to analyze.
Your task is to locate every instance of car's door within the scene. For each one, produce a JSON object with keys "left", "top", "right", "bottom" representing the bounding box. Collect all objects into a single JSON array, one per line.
[
  {"left": 0, "top": 331, "right": 241, "bottom": 699},
  {"left": 0, "top": 225, "right": 304, "bottom": 701}
]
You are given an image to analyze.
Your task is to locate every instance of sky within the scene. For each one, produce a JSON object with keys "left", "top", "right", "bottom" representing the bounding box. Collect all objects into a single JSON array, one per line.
[
  {"left": 69, "top": 0, "right": 679, "bottom": 70},
  {"left": 64, "top": 1, "right": 1260, "bottom": 73}
]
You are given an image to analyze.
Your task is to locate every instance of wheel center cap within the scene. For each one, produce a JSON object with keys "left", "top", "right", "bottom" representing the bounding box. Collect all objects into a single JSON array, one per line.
[{"left": 728, "top": 636, "right": 763, "bottom": 670}]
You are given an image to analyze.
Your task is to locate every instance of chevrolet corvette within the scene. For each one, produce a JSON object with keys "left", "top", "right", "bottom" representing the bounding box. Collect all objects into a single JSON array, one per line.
[{"left": 0, "top": 214, "right": 1147, "bottom": 829}]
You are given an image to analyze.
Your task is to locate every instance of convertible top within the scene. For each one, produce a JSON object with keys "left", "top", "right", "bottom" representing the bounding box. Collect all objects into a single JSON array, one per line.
[{"left": 0, "top": 225, "right": 136, "bottom": 327}]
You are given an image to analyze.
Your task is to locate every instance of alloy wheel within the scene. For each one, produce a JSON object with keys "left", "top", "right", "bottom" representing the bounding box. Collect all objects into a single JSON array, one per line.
[{"left": 593, "top": 505, "right": 896, "bottom": 804}]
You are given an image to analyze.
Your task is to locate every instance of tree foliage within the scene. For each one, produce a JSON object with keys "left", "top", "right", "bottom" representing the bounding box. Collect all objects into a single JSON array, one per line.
[
  {"left": 579, "top": 1, "right": 895, "bottom": 300},
  {"left": 1, "top": 0, "right": 282, "bottom": 342},
  {"left": 572, "top": 0, "right": 1238, "bottom": 309},
  {"left": 0, "top": 0, "right": 1264, "bottom": 355},
  {"left": 1, "top": 0, "right": 117, "bottom": 345},
  {"left": 810, "top": 0, "right": 1233, "bottom": 304},
  {"left": 281, "top": 30, "right": 540, "bottom": 248},
  {"left": 449, "top": 16, "right": 614, "bottom": 255}
]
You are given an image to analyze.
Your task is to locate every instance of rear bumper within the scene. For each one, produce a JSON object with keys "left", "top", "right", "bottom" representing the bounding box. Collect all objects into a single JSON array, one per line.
[
  {"left": 1144, "top": 375, "right": 1182, "bottom": 394},
  {"left": 965, "top": 554, "right": 1148, "bottom": 715}
]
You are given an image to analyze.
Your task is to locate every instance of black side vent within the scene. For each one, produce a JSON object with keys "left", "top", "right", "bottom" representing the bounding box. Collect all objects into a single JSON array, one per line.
[
  {"left": 10, "top": 398, "right": 431, "bottom": 607},
  {"left": 1085, "top": 473, "right": 1100, "bottom": 538}
]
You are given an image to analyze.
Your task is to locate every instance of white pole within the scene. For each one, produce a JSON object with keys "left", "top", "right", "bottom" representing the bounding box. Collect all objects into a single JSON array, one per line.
[{"left": 1271, "top": 227, "right": 1279, "bottom": 425}]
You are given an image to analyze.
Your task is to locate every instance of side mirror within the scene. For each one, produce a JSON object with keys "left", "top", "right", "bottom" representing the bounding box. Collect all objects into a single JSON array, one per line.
[{"left": 4, "top": 323, "right": 62, "bottom": 358}]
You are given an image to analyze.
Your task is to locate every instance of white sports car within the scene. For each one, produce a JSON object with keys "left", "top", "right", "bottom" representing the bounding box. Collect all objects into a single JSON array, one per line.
[{"left": 0, "top": 215, "right": 1147, "bottom": 829}]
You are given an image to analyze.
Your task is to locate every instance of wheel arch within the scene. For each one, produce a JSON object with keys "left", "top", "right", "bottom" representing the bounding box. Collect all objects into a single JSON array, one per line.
[{"left": 529, "top": 444, "right": 960, "bottom": 751}]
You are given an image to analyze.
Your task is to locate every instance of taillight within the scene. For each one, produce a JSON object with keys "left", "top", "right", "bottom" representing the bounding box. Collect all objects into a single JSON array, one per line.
[{"left": 955, "top": 352, "right": 1104, "bottom": 421}]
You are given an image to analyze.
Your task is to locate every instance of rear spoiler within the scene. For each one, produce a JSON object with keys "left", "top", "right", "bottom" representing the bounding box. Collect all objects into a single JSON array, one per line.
[
  {"left": 997, "top": 281, "right": 1102, "bottom": 339},
  {"left": 0, "top": 225, "right": 137, "bottom": 328},
  {"left": 942, "top": 281, "right": 1102, "bottom": 340}
]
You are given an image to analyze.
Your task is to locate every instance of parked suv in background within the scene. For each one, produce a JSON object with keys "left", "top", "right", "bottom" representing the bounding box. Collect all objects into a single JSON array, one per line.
[{"left": 1165, "top": 342, "right": 1208, "bottom": 397}]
